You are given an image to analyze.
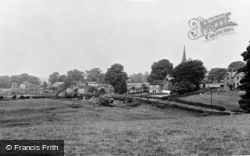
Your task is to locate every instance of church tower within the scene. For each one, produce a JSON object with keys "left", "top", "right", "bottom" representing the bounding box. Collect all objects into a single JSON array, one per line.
[{"left": 181, "top": 44, "right": 187, "bottom": 63}]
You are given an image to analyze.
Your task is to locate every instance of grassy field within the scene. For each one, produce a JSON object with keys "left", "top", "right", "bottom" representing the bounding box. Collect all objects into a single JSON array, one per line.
[
  {"left": 180, "top": 89, "right": 242, "bottom": 111},
  {"left": 0, "top": 99, "right": 249, "bottom": 155}
]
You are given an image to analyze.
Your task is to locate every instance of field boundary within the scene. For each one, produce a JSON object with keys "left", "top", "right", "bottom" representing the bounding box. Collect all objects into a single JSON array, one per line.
[{"left": 136, "top": 98, "right": 232, "bottom": 116}]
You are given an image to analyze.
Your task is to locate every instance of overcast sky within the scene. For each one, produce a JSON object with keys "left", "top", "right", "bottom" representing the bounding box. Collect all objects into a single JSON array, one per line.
[{"left": 0, "top": 0, "right": 249, "bottom": 79}]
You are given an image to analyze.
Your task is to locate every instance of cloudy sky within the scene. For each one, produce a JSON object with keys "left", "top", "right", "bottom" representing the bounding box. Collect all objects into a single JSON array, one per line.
[{"left": 0, "top": 0, "right": 249, "bottom": 79}]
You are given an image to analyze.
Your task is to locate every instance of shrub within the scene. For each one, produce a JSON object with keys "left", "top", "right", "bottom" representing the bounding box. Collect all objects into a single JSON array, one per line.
[
  {"left": 171, "top": 81, "right": 196, "bottom": 94},
  {"left": 88, "top": 86, "right": 98, "bottom": 93},
  {"left": 19, "top": 95, "right": 25, "bottom": 99},
  {"left": 98, "top": 97, "right": 113, "bottom": 107},
  {"left": 73, "top": 93, "right": 78, "bottom": 98},
  {"left": 239, "top": 99, "right": 250, "bottom": 112},
  {"left": 65, "top": 94, "right": 72, "bottom": 98},
  {"left": 99, "top": 88, "right": 106, "bottom": 94},
  {"left": 12, "top": 95, "right": 16, "bottom": 100}
]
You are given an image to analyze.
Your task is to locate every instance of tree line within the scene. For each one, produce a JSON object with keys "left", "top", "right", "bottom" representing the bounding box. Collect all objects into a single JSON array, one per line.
[
  {"left": 0, "top": 73, "right": 40, "bottom": 88},
  {"left": 207, "top": 61, "right": 245, "bottom": 83}
]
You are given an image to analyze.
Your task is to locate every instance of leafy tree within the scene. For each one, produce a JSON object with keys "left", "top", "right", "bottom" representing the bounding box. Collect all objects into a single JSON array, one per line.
[
  {"left": 58, "top": 75, "right": 67, "bottom": 82},
  {"left": 171, "top": 81, "right": 195, "bottom": 94},
  {"left": 239, "top": 42, "right": 250, "bottom": 112},
  {"left": 86, "top": 68, "right": 105, "bottom": 83},
  {"left": 113, "top": 73, "right": 127, "bottom": 94},
  {"left": 105, "top": 64, "right": 128, "bottom": 94},
  {"left": 99, "top": 88, "right": 106, "bottom": 94},
  {"left": 128, "top": 72, "right": 149, "bottom": 83},
  {"left": 171, "top": 59, "right": 207, "bottom": 93},
  {"left": 208, "top": 68, "right": 227, "bottom": 82},
  {"left": 10, "top": 75, "right": 19, "bottom": 84},
  {"left": 8, "top": 73, "right": 40, "bottom": 86},
  {"left": 228, "top": 61, "right": 245, "bottom": 72},
  {"left": 128, "top": 73, "right": 143, "bottom": 83},
  {"left": 0, "top": 76, "right": 10, "bottom": 88},
  {"left": 49, "top": 72, "right": 60, "bottom": 85},
  {"left": 28, "top": 75, "right": 41, "bottom": 85},
  {"left": 42, "top": 81, "right": 48, "bottom": 88},
  {"left": 147, "top": 59, "right": 173, "bottom": 83},
  {"left": 66, "top": 69, "right": 85, "bottom": 83}
]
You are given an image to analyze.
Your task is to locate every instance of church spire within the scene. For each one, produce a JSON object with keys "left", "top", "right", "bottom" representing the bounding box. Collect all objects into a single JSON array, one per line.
[{"left": 182, "top": 44, "right": 187, "bottom": 63}]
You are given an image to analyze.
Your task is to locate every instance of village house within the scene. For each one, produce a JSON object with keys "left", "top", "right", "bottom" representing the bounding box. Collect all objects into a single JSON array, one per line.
[
  {"left": 66, "top": 81, "right": 86, "bottom": 94},
  {"left": 19, "top": 81, "right": 32, "bottom": 89},
  {"left": 11, "top": 83, "right": 19, "bottom": 92},
  {"left": 127, "top": 82, "right": 149, "bottom": 93},
  {"left": 149, "top": 75, "right": 172, "bottom": 94},
  {"left": 223, "top": 71, "right": 244, "bottom": 90},
  {"left": 65, "top": 81, "right": 113, "bottom": 94}
]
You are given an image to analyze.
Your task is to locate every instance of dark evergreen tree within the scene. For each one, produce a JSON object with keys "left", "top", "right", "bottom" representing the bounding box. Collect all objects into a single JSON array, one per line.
[{"left": 239, "top": 42, "right": 250, "bottom": 112}]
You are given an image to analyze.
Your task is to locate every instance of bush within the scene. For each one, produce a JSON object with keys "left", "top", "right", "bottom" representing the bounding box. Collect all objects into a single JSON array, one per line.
[
  {"left": 19, "top": 95, "right": 25, "bottom": 99},
  {"left": 99, "top": 88, "right": 106, "bottom": 94},
  {"left": 171, "top": 81, "right": 196, "bottom": 94},
  {"left": 12, "top": 95, "right": 16, "bottom": 100},
  {"left": 88, "top": 86, "right": 98, "bottom": 93},
  {"left": 0, "top": 96, "right": 3, "bottom": 100},
  {"left": 98, "top": 97, "right": 113, "bottom": 107},
  {"left": 126, "top": 97, "right": 133, "bottom": 103},
  {"left": 239, "top": 99, "right": 250, "bottom": 112},
  {"left": 73, "top": 93, "right": 78, "bottom": 98},
  {"left": 65, "top": 94, "right": 72, "bottom": 98}
]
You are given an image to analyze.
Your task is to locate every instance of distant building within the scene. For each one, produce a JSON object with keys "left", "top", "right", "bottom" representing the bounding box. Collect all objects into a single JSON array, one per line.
[
  {"left": 65, "top": 81, "right": 113, "bottom": 94},
  {"left": 52, "top": 82, "right": 64, "bottom": 88},
  {"left": 11, "top": 83, "right": 19, "bottom": 92},
  {"left": 12, "top": 83, "right": 18, "bottom": 89},
  {"left": 127, "top": 82, "right": 149, "bottom": 93},
  {"left": 19, "top": 81, "right": 32, "bottom": 89},
  {"left": 87, "top": 81, "right": 99, "bottom": 87},
  {"left": 66, "top": 81, "right": 86, "bottom": 94},
  {"left": 181, "top": 45, "right": 187, "bottom": 63},
  {"left": 149, "top": 75, "right": 172, "bottom": 94},
  {"left": 223, "top": 72, "right": 244, "bottom": 90}
]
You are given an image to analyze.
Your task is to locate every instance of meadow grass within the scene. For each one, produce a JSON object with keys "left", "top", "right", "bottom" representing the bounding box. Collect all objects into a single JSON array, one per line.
[
  {"left": 0, "top": 99, "right": 249, "bottom": 155},
  {"left": 180, "top": 90, "right": 242, "bottom": 111}
]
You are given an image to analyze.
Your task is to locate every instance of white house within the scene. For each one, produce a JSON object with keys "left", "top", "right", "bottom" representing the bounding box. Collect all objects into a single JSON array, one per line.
[{"left": 223, "top": 72, "right": 244, "bottom": 90}]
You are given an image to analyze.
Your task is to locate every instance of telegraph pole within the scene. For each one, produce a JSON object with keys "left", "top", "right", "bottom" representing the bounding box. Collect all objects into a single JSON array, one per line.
[
  {"left": 141, "top": 81, "right": 142, "bottom": 98},
  {"left": 210, "top": 89, "right": 212, "bottom": 108}
]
